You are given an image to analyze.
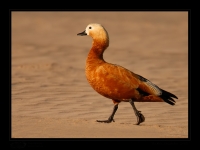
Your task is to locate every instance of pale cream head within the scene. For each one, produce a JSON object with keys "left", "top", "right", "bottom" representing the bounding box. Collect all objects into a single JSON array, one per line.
[{"left": 85, "top": 23, "right": 109, "bottom": 41}]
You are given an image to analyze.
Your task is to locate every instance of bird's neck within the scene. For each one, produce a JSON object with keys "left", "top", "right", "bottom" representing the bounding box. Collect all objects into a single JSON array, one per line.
[{"left": 87, "top": 38, "right": 109, "bottom": 62}]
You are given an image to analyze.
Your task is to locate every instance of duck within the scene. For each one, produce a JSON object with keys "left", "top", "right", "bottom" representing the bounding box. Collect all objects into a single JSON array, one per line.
[{"left": 77, "top": 23, "right": 178, "bottom": 125}]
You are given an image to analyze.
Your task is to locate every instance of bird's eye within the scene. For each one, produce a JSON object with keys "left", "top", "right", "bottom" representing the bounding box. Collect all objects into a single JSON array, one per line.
[{"left": 89, "top": 27, "right": 92, "bottom": 29}]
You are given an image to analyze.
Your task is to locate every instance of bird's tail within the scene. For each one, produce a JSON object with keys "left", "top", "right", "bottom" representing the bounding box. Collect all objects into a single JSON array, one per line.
[{"left": 159, "top": 89, "right": 178, "bottom": 105}]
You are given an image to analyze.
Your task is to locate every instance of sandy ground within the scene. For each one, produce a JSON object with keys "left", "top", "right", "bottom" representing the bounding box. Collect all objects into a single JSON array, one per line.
[{"left": 11, "top": 12, "right": 188, "bottom": 138}]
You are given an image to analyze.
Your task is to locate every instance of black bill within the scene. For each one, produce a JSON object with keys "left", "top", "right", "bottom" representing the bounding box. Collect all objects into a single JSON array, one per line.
[{"left": 77, "top": 30, "right": 87, "bottom": 36}]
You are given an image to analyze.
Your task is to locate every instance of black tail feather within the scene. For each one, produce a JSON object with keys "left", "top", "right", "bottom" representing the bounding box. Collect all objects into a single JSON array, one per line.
[{"left": 160, "top": 89, "right": 178, "bottom": 105}]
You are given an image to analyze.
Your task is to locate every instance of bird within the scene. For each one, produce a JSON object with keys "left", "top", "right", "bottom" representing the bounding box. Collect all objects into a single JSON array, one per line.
[{"left": 77, "top": 23, "right": 178, "bottom": 125}]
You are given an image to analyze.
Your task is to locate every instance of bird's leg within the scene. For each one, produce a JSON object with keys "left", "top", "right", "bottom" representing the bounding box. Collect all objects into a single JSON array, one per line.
[
  {"left": 96, "top": 104, "right": 118, "bottom": 123},
  {"left": 129, "top": 99, "right": 145, "bottom": 125}
]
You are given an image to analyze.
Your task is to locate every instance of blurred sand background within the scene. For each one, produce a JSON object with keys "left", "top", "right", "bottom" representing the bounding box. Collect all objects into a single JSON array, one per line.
[{"left": 11, "top": 12, "right": 188, "bottom": 138}]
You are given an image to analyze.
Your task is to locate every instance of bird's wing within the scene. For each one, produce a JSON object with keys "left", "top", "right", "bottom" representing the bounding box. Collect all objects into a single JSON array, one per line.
[
  {"left": 99, "top": 63, "right": 177, "bottom": 105},
  {"left": 105, "top": 64, "right": 162, "bottom": 96},
  {"left": 133, "top": 74, "right": 162, "bottom": 96}
]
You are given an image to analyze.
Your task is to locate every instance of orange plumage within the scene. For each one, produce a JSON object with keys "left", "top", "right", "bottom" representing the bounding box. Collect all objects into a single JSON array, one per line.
[{"left": 77, "top": 23, "right": 178, "bottom": 125}]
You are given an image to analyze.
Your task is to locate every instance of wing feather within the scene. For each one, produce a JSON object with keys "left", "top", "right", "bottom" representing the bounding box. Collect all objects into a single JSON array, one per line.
[{"left": 134, "top": 74, "right": 162, "bottom": 96}]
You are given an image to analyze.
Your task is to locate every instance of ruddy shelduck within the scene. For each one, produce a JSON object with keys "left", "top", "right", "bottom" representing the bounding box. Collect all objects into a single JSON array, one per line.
[{"left": 77, "top": 23, "right": 178, "bottom": 125}]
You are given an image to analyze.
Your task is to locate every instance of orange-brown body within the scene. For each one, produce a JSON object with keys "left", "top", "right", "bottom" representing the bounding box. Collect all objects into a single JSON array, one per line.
[
  {"left": 86, "top": 47, "right": 164, "bottom": 103},
  {"left": 85, "top": 28, "right": 167, "bottom": 104},
  {"left": 78, "top": 23, "right": 177, "bottom": 124}
]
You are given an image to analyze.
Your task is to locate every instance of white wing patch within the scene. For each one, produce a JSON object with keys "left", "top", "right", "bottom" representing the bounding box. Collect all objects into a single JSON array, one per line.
[{"left": 143, "top": 80, "right": 162, "bottom": 96}]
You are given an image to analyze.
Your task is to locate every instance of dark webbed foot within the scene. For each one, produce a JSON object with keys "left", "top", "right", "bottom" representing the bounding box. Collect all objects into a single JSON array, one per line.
[
  {"left": 96, "top": 104, "right": 118, "bottom": 123},
  {"left": 129, "top": 99, "right": 145, "bottom": 125},
  {"left": 96, "top": 117, "right": 115, "bottom": 123},
  {"left": 135, "top": 110, "right": 145, "bottom": 125}
]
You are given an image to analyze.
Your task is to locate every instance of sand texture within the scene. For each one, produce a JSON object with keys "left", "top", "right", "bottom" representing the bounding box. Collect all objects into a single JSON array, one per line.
[{"left": 12, "top": 12, "right": 188, "bottom": 138}]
